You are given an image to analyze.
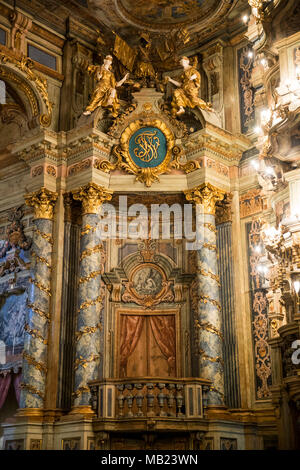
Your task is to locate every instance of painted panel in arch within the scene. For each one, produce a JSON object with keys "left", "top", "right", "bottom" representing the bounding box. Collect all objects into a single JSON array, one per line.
[
  {"left": 0, "top": 292, "right": 27, "bottom": 364},
  {"left": 129, "top": 127, "right": 167, "bottom": 168}
]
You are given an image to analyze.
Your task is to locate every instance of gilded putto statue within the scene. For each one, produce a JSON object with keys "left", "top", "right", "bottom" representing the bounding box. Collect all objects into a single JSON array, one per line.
[
  {"left": 83, "top": 55, "right": 129, "bottom": 117},
  {"left": 167, "top": 56, "right": 212, "bottom": 116}
]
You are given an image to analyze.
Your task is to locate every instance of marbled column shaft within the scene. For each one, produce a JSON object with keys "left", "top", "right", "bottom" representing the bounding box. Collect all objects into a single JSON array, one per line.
[
  {"left": 57, "top": 218, "right": 80, "bottom": 410},
  {"left": 73, "top": 213, "right": 104, "bottom": 407},
  {"left": 217, "top": 222, "right": 241, "bottom": 408},
  {"left": 197, "top": 213, "right": 224, "bottom": 405},
  {"left": 20, "top": 219, "right": 53, "bottom": 408}
]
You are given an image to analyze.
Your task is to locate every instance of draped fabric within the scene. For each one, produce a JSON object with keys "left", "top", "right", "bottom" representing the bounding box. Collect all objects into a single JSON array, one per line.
[
  {"left": 149, "top": 315, "right": 176, "bottom": 375},
  {"left": 0, "top": 372, "right": 12, "bottom": 409},
  {"left": 119, "top": 315, "right": 144, "bottom": 376},
  {"left": 13, "top": 372, "right": 22, "bottom": 405},
  {"left": 119, "top": 313, "right": 176, "bottom": 377}
]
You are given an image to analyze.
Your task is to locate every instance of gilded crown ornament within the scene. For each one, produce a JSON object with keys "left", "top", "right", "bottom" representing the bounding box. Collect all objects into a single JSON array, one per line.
[
  {"left": 184, "top": 183, "right": 225, "bottom": 215},
  {"left": 72, "top": 182, "right": 113, "bottom": 214},
  {"left": 25, "top": 187, "right": 58, "bottom": 220}
]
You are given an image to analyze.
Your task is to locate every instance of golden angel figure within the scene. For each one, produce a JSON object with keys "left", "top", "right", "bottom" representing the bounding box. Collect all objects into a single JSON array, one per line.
[
  {"left": 166, "top": 56, "right": 212, "bottom": 116},
  {"left": 83, "top": 55, "right": 129, "bottom": 118}
]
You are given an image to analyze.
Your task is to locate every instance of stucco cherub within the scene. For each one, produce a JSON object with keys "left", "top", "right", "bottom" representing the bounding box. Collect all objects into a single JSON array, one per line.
[
  {"left": 166, "top": 56, "right": 212, "bottom": 116},
  {"left": 83, "top": 54, "right": 129, "bottom": 118}
]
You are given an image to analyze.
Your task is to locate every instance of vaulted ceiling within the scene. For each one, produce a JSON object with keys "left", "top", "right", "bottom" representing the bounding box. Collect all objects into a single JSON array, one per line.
[
  {"left": 88, "top": 0, "right": 248, "bottom": 48},
  {"left": 12, "top": 0, "right": 249, "bottom": 51}
]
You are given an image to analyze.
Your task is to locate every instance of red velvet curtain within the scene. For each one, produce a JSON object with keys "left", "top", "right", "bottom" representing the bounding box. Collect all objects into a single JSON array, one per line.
[
  {"left": 119, "top": 315, "right": 145, "bottom": 376},
  {"left": 149, "top": 315, "right": 176, "bottom": 375},
  {"left": 13, "top": 372, "right": 22, "bottom": 405},
  {"left": 0, "top": 372, "right": 12, "bottom": 409}
]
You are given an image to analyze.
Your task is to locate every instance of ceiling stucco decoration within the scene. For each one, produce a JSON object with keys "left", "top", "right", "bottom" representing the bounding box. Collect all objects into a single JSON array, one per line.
[{"left": 89, "top": 0, "right": 237, "bottom": 35}]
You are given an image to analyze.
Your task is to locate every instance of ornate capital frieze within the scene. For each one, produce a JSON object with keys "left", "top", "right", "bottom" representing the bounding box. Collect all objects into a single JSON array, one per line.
[
  {"left": 72, "top": 182, "right": 113, "bottom": 215},
  {"left": 25, "top": 187, "right": 58, "bottom": 220},
  {"left": 184, "top": 183, "right": 225, "bottom": 215}
]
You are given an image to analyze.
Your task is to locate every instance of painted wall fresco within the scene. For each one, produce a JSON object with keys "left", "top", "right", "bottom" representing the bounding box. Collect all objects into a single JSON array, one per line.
[{"left": 0, "top": 292, "right": 27, "bottom": 365}]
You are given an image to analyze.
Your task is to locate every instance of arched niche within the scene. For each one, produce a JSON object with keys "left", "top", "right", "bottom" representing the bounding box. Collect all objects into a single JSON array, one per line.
[
  {"left": 0, "top": 78, "right": 30, "bottom": 152},
  {"left": 0, "top": 57, "right": 52, "bottom": 131}
]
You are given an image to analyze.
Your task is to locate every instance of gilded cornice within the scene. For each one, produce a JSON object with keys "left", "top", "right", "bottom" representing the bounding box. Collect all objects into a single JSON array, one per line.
[
  {"left": 72, "top": 182, "right": 113, "bottom": 215},
  {"left": 184, "top": 182, "right": 226, "bottom": 215},
  {"left": 25, "top": 187, "right": 58, "bottom": 220}
]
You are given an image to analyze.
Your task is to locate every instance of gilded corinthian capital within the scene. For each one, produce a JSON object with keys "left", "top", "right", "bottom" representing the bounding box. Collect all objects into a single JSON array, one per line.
[
  {"left": 184, "top": 183, "right": 225, "bottom": 215},
  {"left": 25, "top": 187, "right": 58, "bottom": 220},
  {"left": 72, "top": 182, "right": 113, "bottom": 215}
]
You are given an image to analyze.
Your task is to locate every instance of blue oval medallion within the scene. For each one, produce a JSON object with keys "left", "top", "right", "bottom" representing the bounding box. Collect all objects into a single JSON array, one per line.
[{"left": 129, "top": 127, "right": 167, "bottom": 168}]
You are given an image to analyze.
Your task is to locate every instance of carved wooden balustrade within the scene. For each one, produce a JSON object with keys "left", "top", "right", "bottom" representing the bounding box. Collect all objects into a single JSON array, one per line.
[{"left": 89, "top": 377, "right": 211, "bottom": 424}]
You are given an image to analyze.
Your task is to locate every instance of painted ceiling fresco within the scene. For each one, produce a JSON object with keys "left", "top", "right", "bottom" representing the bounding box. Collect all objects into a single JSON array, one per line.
[{"left": 117, "top": 0, "right": 216, "bottom": 26}]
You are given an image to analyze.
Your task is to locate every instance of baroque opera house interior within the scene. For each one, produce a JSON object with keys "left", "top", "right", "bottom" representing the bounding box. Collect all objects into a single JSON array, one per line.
[{"left": 0, "top": 0, "right": 300, "bottom": 451}]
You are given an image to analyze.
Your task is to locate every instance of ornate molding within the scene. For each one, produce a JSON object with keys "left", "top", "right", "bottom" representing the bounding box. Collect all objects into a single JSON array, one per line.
[
  {"left": 122, "top": 263, "right": 174, "bottom": 309},
  {"left": 72, "top": 182, "right": 113, "bottom": 215},
  {"left": 184, "top": 183, "right": 225, "bottom": 215},
  {"left": 25, "top": 187, "right": 58, "bottom": 220},
  {"left": 0, "top": 50, "right": 53, "bottom": 127},
  {"left": 114, "top": 119, "right": 175, "bottom": 187}
]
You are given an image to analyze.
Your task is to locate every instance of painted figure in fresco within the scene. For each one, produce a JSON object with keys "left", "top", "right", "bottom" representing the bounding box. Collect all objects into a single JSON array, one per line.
[
  {"left": 83, "top": 55, "right": 129, "bottom": 117},
  {"left": 133, "top": 267, "right": 162, "bottom": 296},
  {"left": 166, "top": 56, "right": 212, "bottom": 116}
]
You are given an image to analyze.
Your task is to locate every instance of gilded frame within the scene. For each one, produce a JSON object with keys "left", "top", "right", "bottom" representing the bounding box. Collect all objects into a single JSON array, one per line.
[
  {"left": 115, "top": 307, "right": 181, "bottom": 379},
  {"left": 114, "top": 119, "right": 175, "bottom": 187}
]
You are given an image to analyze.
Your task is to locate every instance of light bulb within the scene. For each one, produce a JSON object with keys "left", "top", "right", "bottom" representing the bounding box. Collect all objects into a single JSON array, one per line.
[
  {"left": 294, "top": 281, "right": 300, "bottom": 294},
  {"left": 248, "top": 51, "right": 254, "bottom": 59},
  {"left": 242, "top": 15, "right": 248, "bottom": 23},
  {"left": 265, "top": 166, "right": 275, "bottom": 175},
  {"left": 261, "top": 108, "right": 271, "bottom": 122},
  {"left": 254, "top": 126, "right": 262, "bottom": 134}
]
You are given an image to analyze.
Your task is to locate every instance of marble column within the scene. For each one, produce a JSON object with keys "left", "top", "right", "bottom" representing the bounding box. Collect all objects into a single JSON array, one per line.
[
  {"left": 71, "top": 182, "right": 112, "bottom": 412},
  {"left": 185, "top": 183, "right": 225, "bottom": 405},
  {"left": 19, "top": 187, "right": 58, "bottom": 411}
]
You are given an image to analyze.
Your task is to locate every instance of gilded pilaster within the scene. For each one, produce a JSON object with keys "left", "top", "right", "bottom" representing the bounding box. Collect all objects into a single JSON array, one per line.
[
  {"left": 71, "top": 183, "right": 112, "bottom": 411},
  {"left": 20, "top": 188, "right": 58, "bottom": 410},
  {"left": 185, "top": 183, "right": 225, "bottom": 405}
]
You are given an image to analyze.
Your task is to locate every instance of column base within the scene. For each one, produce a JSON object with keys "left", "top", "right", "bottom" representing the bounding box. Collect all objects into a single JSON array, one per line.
[
  {"left": 69, "top": 405, "right": 95, "bottom": 416},
  {"left": 205, "top": 405, "right": 230, "bottom": 419},
  {"left": 16, "top": 408, "right": 45, "bottom": 418}
]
